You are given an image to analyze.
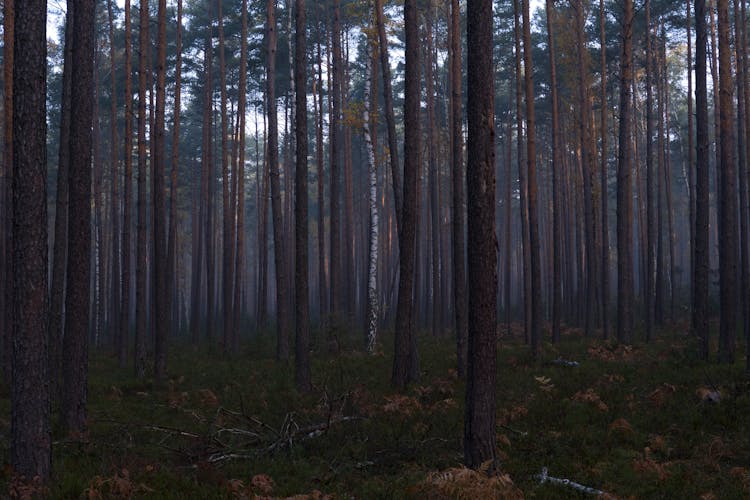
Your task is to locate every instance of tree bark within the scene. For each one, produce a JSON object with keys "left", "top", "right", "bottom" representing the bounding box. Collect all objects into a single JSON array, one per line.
[
  {"left": 617, "top": 0, "right": 634, "bottom": 343},
  {"left": 294, "top": 0, "right": 311, "bottom": 391},
  {"left": 120, "top": 0, "right": 133, "bottom": 368},
  {"left": 717, "top": 0, "right": 737, "bottom": 363},
  {"left": 268, "top": 0, "right": 290, "bottom": 360},
  {"left": 522, "top": 0, "right": 541, "bottom": 357},
  {"left": 513, "top": 0, "right": 531, "bottom": 345},
  {"left": 218, "top": 0, "right": 234, "bottom": 354},
  {"left": 329, "top": 0, "right": 342, "bottom": 327},
  {"left": 374, "top": 0, "right": 402, "bottom": 230},
  {"left": 315, "top": 12, "right": 327, "bottom": 324},
  {"left": 11, "top": 0, "right": 51, "bottom": 479},
  {"left": 599, "top": 0, "right": 609, "bottom": 339},
  {"left": 546, "top": 0, "right": 561, "bottom": 343},
  {"left": 694, "top": 0, "right": 710, "bottom": 359},
  {"left": 450, "top": 0, "right": 467, "bottom": 376},
  {"left": 392, "top": 0, "right": 420, "bottom": 389},
  {"left": 152, "top": 0, "right": 168, "bottom": 381},
  {"left": 106, "top": 0, "right": 121, "bottom": 360},
  {"left": 62, "top": 0, "right": 96, "bottom": 436},
  {"left": 234, "top": 0, "right": 247, "bottom": 354},
  {"left": 464, "top": 0, "right": 497, "bottom": 469},
  {"left": 167, "top": 0, "right": 183, "bottom": 344},
  {"left": 49, "top": 3, "right": 73, "bottom": 392},
  {"left": 135, "top": 0, "right": 149, "bottom": 378},
  {"left": 364, "top": 26, "right": 379, "bottom": 355}
]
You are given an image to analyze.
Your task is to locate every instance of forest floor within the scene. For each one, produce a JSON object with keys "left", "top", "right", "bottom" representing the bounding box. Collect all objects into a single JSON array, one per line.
[{"left": 1, "top": 322, "right": 749, "bottom": 498}]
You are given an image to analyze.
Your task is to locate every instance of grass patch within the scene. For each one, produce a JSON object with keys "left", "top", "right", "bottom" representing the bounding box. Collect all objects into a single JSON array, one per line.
[{"left": 1, "top": 326, "right": 749, "bottom": 498}]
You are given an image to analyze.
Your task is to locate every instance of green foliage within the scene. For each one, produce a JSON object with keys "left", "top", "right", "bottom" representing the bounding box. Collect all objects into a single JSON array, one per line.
[{"left": 0, "top": 329, "right": 748, "bottom": 497}]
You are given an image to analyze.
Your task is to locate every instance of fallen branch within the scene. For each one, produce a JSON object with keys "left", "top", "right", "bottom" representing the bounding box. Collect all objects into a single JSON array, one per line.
[
  {"left": 551, "top": 357, "right": 580, "bottom": 367},
  {"left": 536, "top": 467, "right": 605, "bottom": 496}
]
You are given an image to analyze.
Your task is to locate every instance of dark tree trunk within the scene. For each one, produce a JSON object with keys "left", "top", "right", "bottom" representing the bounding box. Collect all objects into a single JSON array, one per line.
[
  {"left": 717, "top": 0, "right": 737, "bottom": 364},
  {"left": 1, "top": 0, "right": 13, "bottom": 385},
  {"left": 645, "top": 0, "right": 661, "bottom": 340},
  {"left": 575, "top": 0, "right": 597, "bottom": 339},
  {"left": 295, "top": 0, "right": 311, "bottom": 392},
  {"left": 734, "top": 0, "right": 749, "bottom": 363},
  {"left": 450, "top": 0, "right": 467, "bottom": 377},
  {"left": 204, "top": 6, "right": 215, "bottom": 344},
  {"left": 268, "top": 0, "right": 290, "bottom": 360},
  {"left": 687, "top": 0, "right": 695, "bottom": 320},
  {"left": 693, "top": 0, "right": 710, "bottom": 359},
  {"left": 464, "top": 0, "right": 497, "bottom": 469},
  {"left": 49, "top": 4, "right": 73, "bottom": 392},
  {"left": 392, "top": 0, "right": 420, "bottom": 389},
  {"left": 315, "top": 13, "right": 327, "bottom": 324},
  {"left": 599, "top": 0, "right": 609, "bottom": 339},
  {"left": 135, "top": 0, "right": 149, "bottom": 378},
  {"left": 330, "top": 0, "right": 343, "bottom": 327},
  {"left": 617, "top": 0, "right": 634, "bottom": 343},
  {"left": 107, "top": 0, "right": 121, "bottom": 359},
  {"left": 62, "top": 0, "right": 96, "bottom": 436},
  {"left": 425, "top": 6, "right": 440, "bottom": 338},
  {"left": 522, "top": 0, "right": 541, "bottom": 357},
  {"left": 11, "top": 0, "right": 51, "bottom": 479},
  {"left": 234, "top": 0, "right": 248, "bottom": 352},
  {"left": 546, "top": 0, "right": 561, "bottom": 343},
  {"left": 167, "top": 0, "right": 182, "bottom": 344},
  {"left": 218, "top": 0, "right": 234, "bottom": 354},
  {"left": 513, "top": 0, "right": 531, "bottom": 344},
  {"left": 120, "top": 0, "right": 133, "bottom": 368},
  {"left": 375, "top": 0, "right": 402, "bottom": 230},
  {"left": 152, "top": 0, "right": 168, "bottom": 381}
]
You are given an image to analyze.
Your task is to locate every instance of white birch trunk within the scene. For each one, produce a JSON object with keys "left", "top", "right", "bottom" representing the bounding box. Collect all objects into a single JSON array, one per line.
[{"left": 364, "top": 38, "right": 379, "bottom": 355}]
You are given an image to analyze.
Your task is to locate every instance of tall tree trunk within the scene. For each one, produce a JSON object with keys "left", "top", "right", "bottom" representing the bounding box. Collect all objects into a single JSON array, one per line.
[
  {"left": 62, "top": 0, "right": 96, "bottom": 436},
  {"left": 167, "top": 0, "right": 182, "bottom": 343},
  {"left": 11, "top": 0, "right": 51, "bottom": 479},
  {"left": 218, "top": 0, "right": 233, "bottom": 354},
  {"left": 268, "top": 0, "right": 290, "bottom": 360},
  {"left": 315, "top": 13, "right": 327, "bottom": 324},
  {"left": 687, "top": 0, "right": 695, "bottom": 318},
  {"left": 734, "top": 0, "right": 749, "bottom": 361},
  {"left": 364, "top": 25, "right": 379, "bottom": 355},
  {"left": 135, "top": 0, "right": 149, "bottom": 378},
  {"left": 575, "top": 0, "right": 597, "bottom": 338},
  {"left": 294, "top": 0, "right": 311, "bottom": 391},
  {"left": 546, "top": 0, "right": 561, "bottom": 343},
  {"left": 644, "top": 0, "right": 655, "bottom": 339},
  {"left": 374, "top": 0, "right": 402, "bottom": 230},
  {"left": 1, "top": 0, "right": 13, "bottom": 385},
  {"left": 464, "top": 0, "right": 497, "bottom": 469},
  {"left": 257, "top": 110, "right": 269, "bottom": 328},
  {"left": 513, "top": 0, "right": 531, "bottom": 345},
  {"left": 694, "top": 0, "right": 710, "bottom": 359},
  {"left": 120, "top": 0, "right": 133, "bottom": 368},
  {"left": 49, "top": 4, "right": 74, "bottom": 392},
  {"left": 522, "top": 0, "right": 541, "bottom": 357},
  {"left": 717, "top": 0, "right": 737, "bottom": 363},
  {"left": 392, "top": 0, "right": 420, "bottom": 389},
  {"left": 329, "top": 0, "right": 343, "bottom": 327},
  {"left": 599, "top": 0, "right": 609, "bottom": 339},
  {"left": 450, "top": 0, "right": 467, "bottom": 376},
  {"left": 617, "top": 0, "right": 634, "bottom": 343},
  {"left": 107, "top": 0, "right": 121, "bottom": 356},
  {"left": 234, "top": 0, "right": 248, "bottom": 352},
  {"left": 152, "top": 0, "right": 168, "bottom": 381},
  {"left": 425, "top": 5, "right": 440, "bottom": 338},
  {"left": 204, "top": 5, "right": 215, "bottom": 344}
]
